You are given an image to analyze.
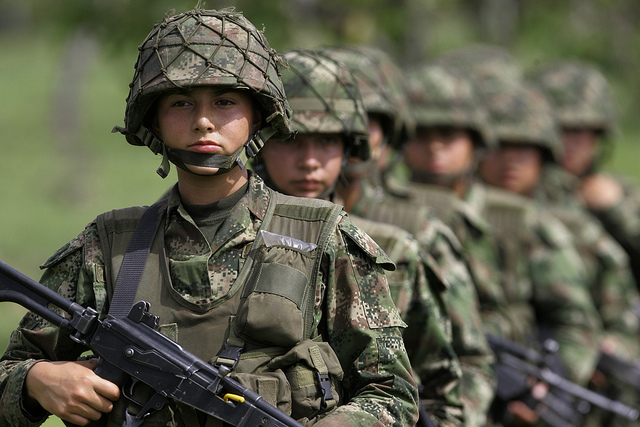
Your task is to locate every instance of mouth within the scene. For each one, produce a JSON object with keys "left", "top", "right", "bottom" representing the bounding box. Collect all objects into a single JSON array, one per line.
[
  {"left": 293, "top": 179, "right": 322, "bottom": 191},
  {"left": 189, "top": 140, "right": 221, "bottom": 153}
]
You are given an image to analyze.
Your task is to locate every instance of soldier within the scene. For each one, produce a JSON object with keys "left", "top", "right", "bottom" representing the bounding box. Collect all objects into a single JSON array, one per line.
[
  {"left": 404, "top": 61, "right": 606, "bottom": 424},
  {"left": 302, "top": 48, "right": 496, "bottom": 427},
  {"left": 529, "top": 60, "right": 640, "bottom": 292},
  {"left": 254, "top": 47, "right": 464, "bottom": 427},
  {"left": 320, "top": 45, "right": 414, "bottom": 212},
  {"left": 478, "top": 82, "right": 639, "bottom": 426},
  {"left": 0, "top": 8, "right": 419, "bottom": 427}
]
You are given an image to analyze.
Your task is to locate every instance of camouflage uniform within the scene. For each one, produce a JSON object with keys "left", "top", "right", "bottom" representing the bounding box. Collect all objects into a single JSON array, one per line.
[
  {"left": 256, "top": 47, "right": 463, "bottom": 426},
  {"left": 315, "top": 52, "right": 494, "bottom": 426},
  {"left": 528, "top": 63, "right": 640, "bottom": 425},
  {"left": 0, "top": 9, "right": 418, "bottom": 427},
  {"left": 530, "top": 60, "right": 640, "bottom": 292}
]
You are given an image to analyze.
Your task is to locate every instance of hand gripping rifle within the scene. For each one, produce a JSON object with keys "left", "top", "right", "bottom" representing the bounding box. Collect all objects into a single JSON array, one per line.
[
  {"left": 0, "top": 259, "right": 303, "bottom": 427},
  {"left": 487, "top": 333, "right": 639, "bottom": 427}
]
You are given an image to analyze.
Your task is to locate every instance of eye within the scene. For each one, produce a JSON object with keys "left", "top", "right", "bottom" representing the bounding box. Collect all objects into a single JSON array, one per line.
[
  {"left": 215, "top": 98, "right": 235, "bottom": 106},
  {"left": 321, "top": 135, "right": 341, "bottom": 145}
]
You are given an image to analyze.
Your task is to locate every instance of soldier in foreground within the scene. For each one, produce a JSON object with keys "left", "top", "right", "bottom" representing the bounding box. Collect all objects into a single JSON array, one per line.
[{"left": 0, "top": 8, "right": 418, "bottom": 426}]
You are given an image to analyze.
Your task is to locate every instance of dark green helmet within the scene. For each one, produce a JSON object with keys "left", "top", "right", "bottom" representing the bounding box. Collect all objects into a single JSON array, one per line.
[
  {"left": 405, "top": 62, "right": 495, "bottom": 150},
  {"left": 486, "top": 83, "right": 562, "bottom": 163},
  {"left": 528, "top": 60, "right": 616, "bottom": 137},
  {"left": 321, "top": 45, "right": 414, "bottom": 148},
  {"left": 113, "top": 7, "right": 293, "bottom": 177},
  {"left": 279, "top": 48, "right": 370, "bottom": 160}
]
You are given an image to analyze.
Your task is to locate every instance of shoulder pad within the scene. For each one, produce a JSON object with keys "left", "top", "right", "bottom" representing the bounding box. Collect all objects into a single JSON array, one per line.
[
  {"left": 338, "top": 215, "right": 395, "bottom": 271},
  {"left": 40, "top": 224, "right": 90, "bottom": 269},
  {"left": 535, "top": 213, "right": 575, "bottom": 248}
]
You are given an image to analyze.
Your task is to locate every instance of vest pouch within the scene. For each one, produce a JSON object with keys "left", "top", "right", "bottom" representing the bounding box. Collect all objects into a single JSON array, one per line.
[
  {"left": 267, "top": 339, "right": 344, "bottom": 422},
  {"left": 237, "top": 256, "right": 312, "bottom": 347},
  {"left": 229, "top": 349, "right": 293, "bottom": 417}
]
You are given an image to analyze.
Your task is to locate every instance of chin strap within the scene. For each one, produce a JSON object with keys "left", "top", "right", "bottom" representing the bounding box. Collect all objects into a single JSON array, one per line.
[{"left": 113, "top": 125, "right": 275, "bottom": 178}]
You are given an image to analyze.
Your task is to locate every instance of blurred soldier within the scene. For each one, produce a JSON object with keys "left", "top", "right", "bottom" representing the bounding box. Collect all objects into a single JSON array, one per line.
[
  {"left": 529, "top": 60, "right": 640, "bottom": 292},
  {"left": 403, "top": 60, "right": 605, "bottom": 425},
  {"left": 254, "top": 47, "right": 466, "bottom": 426},
  {"left": 317, "top": 46, "right": 496, "bottom": 427},
  {"left": 479, "top": 82, "right": 640, "bottom": 426},
  {"left": 0, "top": 8, "right": 419, "bottom": 426}
]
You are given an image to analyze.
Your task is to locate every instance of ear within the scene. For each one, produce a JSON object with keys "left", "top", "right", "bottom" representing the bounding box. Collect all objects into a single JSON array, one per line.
[{"left": 251, "top": 102, "right": 264, "bottom": 133}]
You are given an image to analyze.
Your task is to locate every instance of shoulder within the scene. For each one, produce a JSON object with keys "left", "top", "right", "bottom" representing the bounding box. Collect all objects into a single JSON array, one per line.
[{"left": 337, "top": 214, "right": 395, "bottom": 271}]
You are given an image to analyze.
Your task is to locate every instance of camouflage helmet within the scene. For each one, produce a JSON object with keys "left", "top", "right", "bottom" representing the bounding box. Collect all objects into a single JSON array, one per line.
[
  {"left": 485, "top": 82, "right": 562, "bottom": 163},
  {"left": 528, "top": 60, "right": 616, "bottom": 137},
  {"left": 279, "top": 48, "right": 370, "bottom": 160},
  {"left": 113, "top": 7, "right": 293, "bottom": 177},
  {"left": 436, "top": 44, "right": 523, "bottom": 98},
  {"left": 321, "top": 45, "right": 414, "bottom": 147},
  {"left": 405, "top": 62, "right": 495, "bottom": 149}
]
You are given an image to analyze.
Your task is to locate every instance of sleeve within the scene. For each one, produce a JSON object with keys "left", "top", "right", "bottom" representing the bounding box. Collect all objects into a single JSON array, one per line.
[
  {"left": 530, "top": 217, "right": 604, "bottom": 384},
  {"left": 593, "top": 178, "right": 640, "bottom": 287},
  {"left": 421, "top": 224, "right": 496, "bottom": 427},
  {"left": 313, "top": 215, "right": 419, "bottom": 427},
  {"left": 0, "top": 223, "right": 103, "bottom": 426}
]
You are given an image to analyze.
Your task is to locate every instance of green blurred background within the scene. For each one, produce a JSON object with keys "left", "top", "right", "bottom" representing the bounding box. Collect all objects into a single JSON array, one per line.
[{"left": 1, "top": 1, "right": 639, "bottom": 425}]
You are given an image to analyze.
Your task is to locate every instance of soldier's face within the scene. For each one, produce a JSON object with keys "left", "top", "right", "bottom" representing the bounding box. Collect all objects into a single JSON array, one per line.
[
  {"left": 154, "top": 86, "right": 260, "bottom": 176},
  {"left": 404, "top": 126, "right": 474, "bottom": 177},
  {"left": 561, "top": 128, "right": 599, "bottom": 176},
  {"left": 480, "top": 142, "right": 542, "bottom": 196},
  {"left": 261, "top": 133, "right": 345, "bottom": 199}
]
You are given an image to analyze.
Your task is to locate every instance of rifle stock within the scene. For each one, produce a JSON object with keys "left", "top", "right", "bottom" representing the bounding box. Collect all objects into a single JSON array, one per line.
[{"left": 0, "top": 259, "right": 303, "bottom": 427}]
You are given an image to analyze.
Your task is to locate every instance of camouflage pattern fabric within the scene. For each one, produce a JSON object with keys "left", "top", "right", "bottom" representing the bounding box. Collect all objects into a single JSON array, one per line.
[
  {"left": 592, "top": 174, "right": 640, "bottom": 290},
  {"left": 404, "top": 62, "right": 495, "bottom": 150},
  {"left": 349, "top": 215, "right": 465, "bottom": 427},
  {"left": 436, "top": 44, "right": 524, "bottom": 100},
  {"left": 321, "top": 45, "right": 414, "bottom": 148},
  {"left": 115, "top": 7, "right": 293, "bottom": 150},
  {"left": 278, "top": 48, "right": 370, "bottom": 160},
  {"left": 351, "top": 192, "right": 496, "bottom": 427},
  {"left": 0, "top": 173, "right": 418, "bottom": 427},
  {"left": 472, "top": 183, "right": 604, "bottom": 384},
  {"left": 528, "top": 60, "right": 617, "bottom": 138}
]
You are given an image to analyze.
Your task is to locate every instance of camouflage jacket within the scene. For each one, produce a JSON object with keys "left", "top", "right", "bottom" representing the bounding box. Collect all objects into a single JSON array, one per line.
[
  {"left": 590, "top": 173, "right": 640, "bottom": 292},
  {"left": 349, "top": 214, "right": 464, "bottom": 427},
  {"left": 536, "top": 169, "right": 640, "bottom": 362},
  {"left": 475, "top": 183, "right": 604, "bottom": 384},
  {"left": 0, "top": 173, "right": 418, "bottom": 427},
  {"left": 349, "top": 180, "right": 496, "bottom": 427}
]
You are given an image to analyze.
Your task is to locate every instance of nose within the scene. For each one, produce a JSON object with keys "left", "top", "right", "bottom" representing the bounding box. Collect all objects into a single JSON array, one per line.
[
  {"left": 297, "top": 141, "right": 321, "bottom": 170},
  {"left": 193, "top": 105, "right": 215, "bottom": 133}
]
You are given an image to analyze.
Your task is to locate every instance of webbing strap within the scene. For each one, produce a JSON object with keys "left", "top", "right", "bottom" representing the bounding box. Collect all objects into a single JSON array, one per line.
[{"left": 108, "top": 201, "right": 165, "bottom": 318}]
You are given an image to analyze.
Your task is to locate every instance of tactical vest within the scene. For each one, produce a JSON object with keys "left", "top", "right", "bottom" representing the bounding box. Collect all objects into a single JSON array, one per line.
[{"left": 93, "top": 190, "right": 346, "bottom": 426}]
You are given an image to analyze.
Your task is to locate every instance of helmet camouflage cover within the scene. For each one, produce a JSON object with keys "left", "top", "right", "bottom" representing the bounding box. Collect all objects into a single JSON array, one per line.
[
  {"left": 486, "top": 82, "right": 562, "bottom": 163},
  {"left": 279, "top": 48, "right": 370, "bottom": 160},
  {"left": 113, "top": 7, "right": 293, "bottom": 175},
  {"left": 322, "top": 45, "right": 414, "bottom": 147},
  {"left": 436, "top": 44, "right": 524, "bottom": 98},
  {"left": 528, "top": 60, "right": 616, "bottom": 137},
  {"left": 405, "top": 62, "right": 495, "bottom": 149}
]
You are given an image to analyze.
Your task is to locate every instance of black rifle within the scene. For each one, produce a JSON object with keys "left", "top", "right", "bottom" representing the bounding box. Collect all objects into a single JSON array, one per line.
[
  {"left": 487, "top": 333, "right": 639, "bottom": 427},
  {"left": 597, "top": 350, "right": 640, "bottom": 392},
  {"left": 0, "top": 259, "right": 303, "bottom": 427}
]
